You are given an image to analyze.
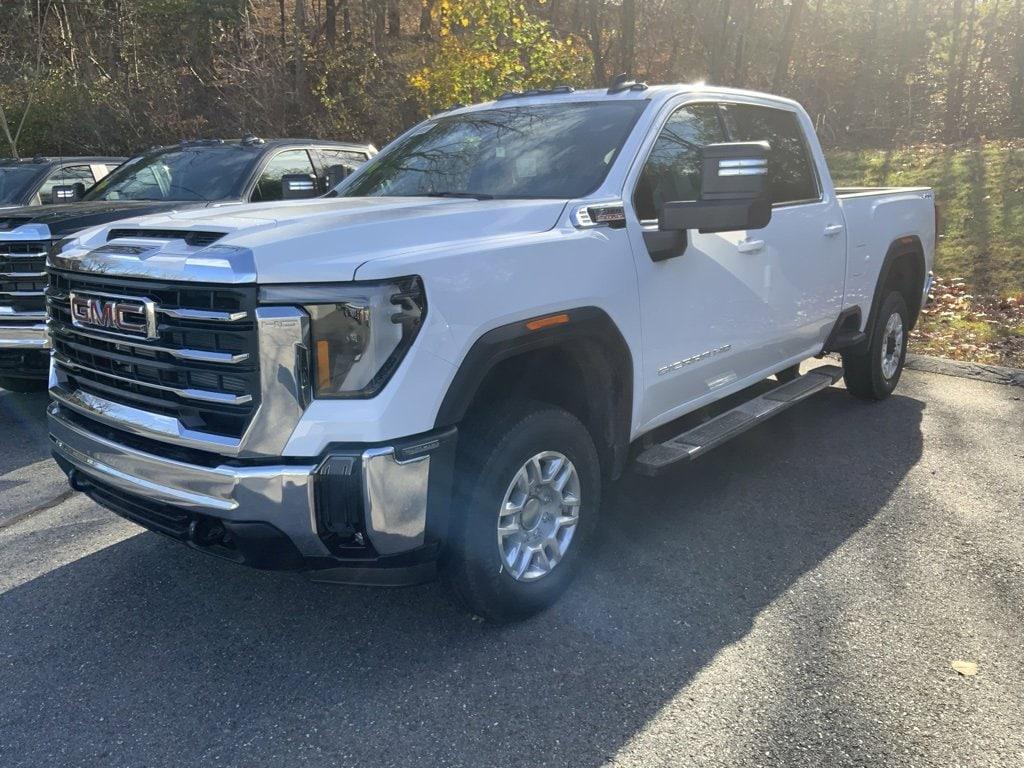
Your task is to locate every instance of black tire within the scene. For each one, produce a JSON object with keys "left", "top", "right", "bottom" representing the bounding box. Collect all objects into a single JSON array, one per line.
[
  {"left": 0, "top": 376, "right": 47, "bottom": 393},
  {"left": 444, "top": 401, "right": 601, "bottom": 623},
  {"left": 775, "top": 363, "right": 800, "bottom": 383},
  {"left": 841, "top": 291, "right": 909, "bottom": 400}
]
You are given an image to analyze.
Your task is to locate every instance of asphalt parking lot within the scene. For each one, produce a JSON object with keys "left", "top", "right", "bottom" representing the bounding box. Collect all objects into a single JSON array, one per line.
[{"left": 1, "top": 368, "right": 1022, "bottom": 768}]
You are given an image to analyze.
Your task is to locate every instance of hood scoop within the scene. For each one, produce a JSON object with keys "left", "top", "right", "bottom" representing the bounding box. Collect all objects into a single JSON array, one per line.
[{"left": 107, "top": 228, "right": 227, "bottom": 248}]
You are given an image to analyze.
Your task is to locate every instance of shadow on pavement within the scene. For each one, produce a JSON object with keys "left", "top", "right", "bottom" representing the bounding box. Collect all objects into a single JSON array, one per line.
[
  {"left": 0, "top": 388, "right": 924, "bottom": 767},
  {"left": 0, "top": 390, "right": 50, "bottom": 474}
]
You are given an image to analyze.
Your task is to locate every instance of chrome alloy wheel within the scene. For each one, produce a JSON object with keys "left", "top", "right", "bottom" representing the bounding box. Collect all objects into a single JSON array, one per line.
[
  {"left": 497, "top": 451, "right": 581, "bottom": 582},
  {"left": 880, "top": 310, "right": 904, "bottom": 380}
]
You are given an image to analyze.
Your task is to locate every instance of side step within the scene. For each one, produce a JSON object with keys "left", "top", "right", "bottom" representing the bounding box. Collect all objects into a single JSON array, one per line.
[{"left": 634, "top": 365, "right": 844, "bottom": 476}]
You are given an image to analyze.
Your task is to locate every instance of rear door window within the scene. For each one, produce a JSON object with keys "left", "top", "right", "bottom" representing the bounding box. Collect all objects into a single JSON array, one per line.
[
  {"left": 322, "top": 149, "right": 369, "bottom": 164},
  {"left": 720, "top": 104, "right": 819, "bottom": 205}
]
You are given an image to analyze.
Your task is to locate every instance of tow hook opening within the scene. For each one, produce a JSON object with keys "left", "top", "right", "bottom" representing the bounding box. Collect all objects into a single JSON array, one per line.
[
  {"left": 189, "top": 517, "right": 231, "bottom": 549},
  {"left": 68, "top": 469, "right": 93, "bottom": 493}
]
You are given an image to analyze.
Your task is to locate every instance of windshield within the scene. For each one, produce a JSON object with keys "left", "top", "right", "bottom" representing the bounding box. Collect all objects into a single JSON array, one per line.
[
  {"left": 342, "top": 101, "right": 648, "bottom": 200},
  {"left": 84, "top": 146, "right": 259, "bottom": 202},
  {"left": 0, "top": 166, "right": 42, "bottom": 205}
]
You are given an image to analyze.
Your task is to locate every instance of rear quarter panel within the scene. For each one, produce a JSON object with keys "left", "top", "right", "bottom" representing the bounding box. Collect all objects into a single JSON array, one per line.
[{"left": 837, "top": 188, "right": 936, "bottom": 327}]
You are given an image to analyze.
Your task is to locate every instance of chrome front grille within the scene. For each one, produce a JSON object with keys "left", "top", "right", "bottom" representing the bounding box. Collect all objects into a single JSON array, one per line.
[
  {"left": 0, "top": 239, "right": 49, "bottom": 319},
  {"left": 48, "top": 269, "right": 261, "bottom": 439}
]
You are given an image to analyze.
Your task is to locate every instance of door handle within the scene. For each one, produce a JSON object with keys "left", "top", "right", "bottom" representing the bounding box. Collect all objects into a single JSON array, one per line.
[
  {"left": 737, "top": 239, "right": 765, "bottom": 254},
  {"left": 823, "top": 224, "right": 845, "bottom": 237}
]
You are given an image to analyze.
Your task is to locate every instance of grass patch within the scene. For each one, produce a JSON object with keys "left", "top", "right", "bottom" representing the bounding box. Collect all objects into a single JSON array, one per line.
[
  {"left": 828, "top": 140, "right": 1024, "bottom": 294},
  {"left": 913, "top": 276, "right": 1024, "bottom": 367},
  {"left": 827, "top": 141, "right": 1024, "bottom": 367}
]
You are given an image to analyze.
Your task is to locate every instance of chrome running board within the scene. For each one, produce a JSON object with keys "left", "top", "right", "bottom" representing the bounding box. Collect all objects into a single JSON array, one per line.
[{"left": 634, "top": 365, "right": 844, "bottom": 476}]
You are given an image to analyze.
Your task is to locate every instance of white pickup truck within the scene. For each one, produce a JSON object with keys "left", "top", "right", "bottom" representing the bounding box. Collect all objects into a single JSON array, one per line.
[{"left": 47, "top": 83, "right": 935, "bottom": 621}]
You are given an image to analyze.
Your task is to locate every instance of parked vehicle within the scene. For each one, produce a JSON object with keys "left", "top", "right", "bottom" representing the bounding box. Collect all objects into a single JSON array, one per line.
[
  {"left": 0, "top": 137, "right": 374, "bottom": 391},
  {"left": 0, "top": 156, "right": 124, "bottom": 209},
  {"left": 47, "top": 85, "right": 935, "bottom": 621}
]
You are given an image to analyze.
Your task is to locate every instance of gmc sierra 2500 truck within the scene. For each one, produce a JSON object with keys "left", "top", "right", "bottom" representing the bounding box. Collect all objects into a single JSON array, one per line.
[
  {"left": 0, "top": 138, "right": 374, "bottom": 391},
  {"left": 47, "top": 84, "right": 935, "bottom": 622}
]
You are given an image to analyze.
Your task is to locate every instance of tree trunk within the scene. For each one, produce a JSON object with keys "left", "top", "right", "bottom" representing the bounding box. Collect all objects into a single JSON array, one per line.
[
  {"left": 387, "top": 0, "right": 400, "bottom": 37},
  {"left": 419, "top": 0, "right": 434, "bottom": 36},
  {"left": 279, "top": 0, "right": 287, "bottom": 50},
  {"left": 894, "top": 0, "right": 922, "bottom": 133},
  {"left": 0, "top": 103, "right": 20, "bottom": 159},
  {"left": 326, "top": 0, "right": 337, "bottom": 45},
  {"left": 374, "top": 4, "right": 385, "bottom": 49},
  {"left": 771, "top": 0, "right": 805, "bottom": 92},
  {"left": 621, "top": 0, "right": 636, "bottom": 75},
  {"left": 294, "top": 0, "right": 307, "bottom": 105},
  {"left": 733, "top": 0, "right": 757, "bottom": 88},
  {"left": 944, "top": 0, "right": 965, "bottom": 141},
  {"left": 709, "top": 0, "right": 731, "bottom": 84},
  {"left": 1012, "top": 0, "right": 1024, "bottom": 134},
  {"left": 964, "top": 0, "right": 1001, "bottom": 138},
  {"left": 588, "top": 0, "right": 606, "bottom": 86},
  {"left": 948, "top": 0, "right": 979, "bottom": 140}
]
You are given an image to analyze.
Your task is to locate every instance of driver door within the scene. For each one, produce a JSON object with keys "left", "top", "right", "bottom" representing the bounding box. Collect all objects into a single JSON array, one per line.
[{"left": 624, "top": 102, "right": 777, "bottom": 431}]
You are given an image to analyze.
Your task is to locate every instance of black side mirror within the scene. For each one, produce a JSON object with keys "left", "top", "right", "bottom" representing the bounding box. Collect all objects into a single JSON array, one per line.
[
  {"left": 281, "top": 173, "right": 319, "bottom": 200},
  {"left": 325, "top": 163, "right": 353, "bottom": 189},
  {"left": 50, "top": 183, "right": 85, "bottom": 203},
  {"left": 659, "top": 141, "right": 772, "bottom": 234}
]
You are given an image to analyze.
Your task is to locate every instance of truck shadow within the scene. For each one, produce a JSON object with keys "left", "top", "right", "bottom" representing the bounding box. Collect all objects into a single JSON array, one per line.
[
  {"left": 0, "top": 388, "right": 924, "bottom": 767},
  {"left": 0, "top": 389, "right": 52, "bottom": 476}
]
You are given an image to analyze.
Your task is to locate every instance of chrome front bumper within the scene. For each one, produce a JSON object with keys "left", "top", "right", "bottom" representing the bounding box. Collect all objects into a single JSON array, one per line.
[
  {"left": 48, "top": 403, "right": 447, "bottom": 570},
  {"left": 0, "top": 320, "right": 49, "bottom": 349}
]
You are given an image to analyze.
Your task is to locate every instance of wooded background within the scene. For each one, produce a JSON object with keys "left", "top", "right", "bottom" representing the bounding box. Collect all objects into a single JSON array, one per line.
[{"left": 2, "top": 0, "right": 1023, "bottom": 157}]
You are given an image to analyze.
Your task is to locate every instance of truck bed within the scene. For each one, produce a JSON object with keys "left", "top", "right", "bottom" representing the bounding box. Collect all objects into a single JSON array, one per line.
[
  {"left": 835, "top": 185, "right": 936, "bottom": 328},
  {"left": 835, "top": 185, "right": 932, "bottom": 198}
]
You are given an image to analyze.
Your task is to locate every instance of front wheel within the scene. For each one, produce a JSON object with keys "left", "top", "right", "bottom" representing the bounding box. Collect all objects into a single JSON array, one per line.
[
  {"left": 841, "top": 291, "right": 909, "bottom": 400},
  {"left": 444, "top": 402, "right": 601, "bottom": 623}
]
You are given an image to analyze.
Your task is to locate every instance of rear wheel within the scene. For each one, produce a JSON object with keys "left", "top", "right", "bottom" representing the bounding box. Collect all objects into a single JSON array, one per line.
[
  {"left": 841, "top": 291, "right": 909, "bottom": 400},
  {"left": 0, "top": 376, "right": 47, "bottom": 393},
  {"left": 444, "top": 402, "right": 601, "bottom": 623}
]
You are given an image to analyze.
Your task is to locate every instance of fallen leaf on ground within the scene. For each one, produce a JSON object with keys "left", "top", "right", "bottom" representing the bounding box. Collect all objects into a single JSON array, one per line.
[{"left": 951, "top": 660, "right": 978, "bottom": 676}]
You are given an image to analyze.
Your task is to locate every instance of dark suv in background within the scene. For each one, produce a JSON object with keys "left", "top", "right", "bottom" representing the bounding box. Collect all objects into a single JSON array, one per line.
[
  {"left": 0, "top": 137, "right": 376, "bottom": 391},
  {"left": 0, "top": 157, "right": 124, "bottom": 209}
]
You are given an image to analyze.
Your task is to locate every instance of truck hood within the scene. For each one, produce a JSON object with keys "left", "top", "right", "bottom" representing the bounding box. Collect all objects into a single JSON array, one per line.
[
  {"left": 0, "top": 200, "right": 226, "bottom": 239},
  {"left": 57, "top": 197, "right": 568, "bottom": 283}
]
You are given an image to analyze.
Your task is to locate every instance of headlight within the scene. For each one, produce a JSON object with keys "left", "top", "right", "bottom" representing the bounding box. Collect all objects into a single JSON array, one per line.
[{"left": 260, "top": 277, "right": 425, "bottom": 398}]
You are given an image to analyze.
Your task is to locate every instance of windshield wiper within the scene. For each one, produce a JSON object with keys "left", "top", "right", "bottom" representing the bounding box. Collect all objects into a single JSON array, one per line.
[{"left": 421, "top": 191, "right": 494, "bottom": 200}]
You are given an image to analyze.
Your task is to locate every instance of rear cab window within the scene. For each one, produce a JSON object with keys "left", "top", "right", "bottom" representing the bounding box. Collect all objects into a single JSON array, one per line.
[
  {"left": 319, "top": 148, "right": 368, "bottom": 183},
  {"left": 719, "top": 103, "right": 820, "bottom": 205}
]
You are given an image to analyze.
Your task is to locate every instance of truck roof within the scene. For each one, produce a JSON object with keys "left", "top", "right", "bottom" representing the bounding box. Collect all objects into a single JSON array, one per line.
[
  {"left": 143, "top": 137, "right": 376, "bottom": 154},
  {"left": 0, "top": 156, "right": 125, "bottom": 166},
  {"left": 442, "top": 82, "right": 803, "bottom": 117}
]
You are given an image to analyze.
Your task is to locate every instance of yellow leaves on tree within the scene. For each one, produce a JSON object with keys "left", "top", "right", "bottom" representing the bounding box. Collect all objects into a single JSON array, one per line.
[{"left": 410, "top": 0, "right": 591, "bottom": 111}]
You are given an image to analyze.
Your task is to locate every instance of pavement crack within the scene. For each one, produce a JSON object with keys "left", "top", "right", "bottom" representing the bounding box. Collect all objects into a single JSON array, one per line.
[{"left": 0, "top": 489, "right": 77, "bottom": 532}]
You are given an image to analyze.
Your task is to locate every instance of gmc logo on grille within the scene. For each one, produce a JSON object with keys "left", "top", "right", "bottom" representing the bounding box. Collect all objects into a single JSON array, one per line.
[{"left": 69, "top": 291, "right": 157, "bottom": 340}]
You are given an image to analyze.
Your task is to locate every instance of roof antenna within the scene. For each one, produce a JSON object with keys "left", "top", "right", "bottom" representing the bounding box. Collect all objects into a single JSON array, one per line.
[{"left": 607, "top": 72, "right": 648, "bottom": 95}]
